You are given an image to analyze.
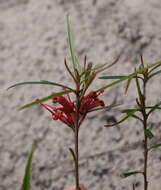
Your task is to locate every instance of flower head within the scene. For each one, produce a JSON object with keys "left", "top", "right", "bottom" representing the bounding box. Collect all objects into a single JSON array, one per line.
[
  {"left": 79, "top": 90, "right": 104, "bottom": 115},
  {"left": 39, "top": 93, "right": 75, "bottom": 128},
  {"left": 39, "top": 90, "right": 104, "bottom": 128}
]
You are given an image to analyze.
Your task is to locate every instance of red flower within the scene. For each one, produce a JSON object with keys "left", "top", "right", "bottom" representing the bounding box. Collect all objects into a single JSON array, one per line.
[
  {"left": 39, "top": 90, "right": 104, "bottom": 128},
  {"left": 79, "top": 90, "right": 104, "bottom": 114},
  {"left": 53, "top": 95, "right": 74, "bottom": 113}
]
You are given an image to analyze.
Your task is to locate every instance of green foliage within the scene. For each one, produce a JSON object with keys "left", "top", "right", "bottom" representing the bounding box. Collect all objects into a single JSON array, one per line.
[
  {"left": 121, "top": 109, "right": 139, "bottom": 114},
  {"left": 105, "top": 109, "right": 137, "bottom": 127},
  {"left": 147, "top": 103, "right": 161, "bottom": 116},
  {"left": 7, "top": 17, "right": 161, "bottom": 190},
  {"left": 148, "top": 69, "right": 161, "bottom": 80},
  {"left": 122, "top": 171, "right": 142, "bottom": 178},
  {"left": 7, "top": 81, "right": 74, "bottom": 91},
  {"left": 148, "top": 123, "right": 155, "bottom": 131},
  {"left": 88, "top": 103, "right": 122, "bottom": 112},
  {"left": 149, "top": 143, "right": 161, "bottom": 151},
  {"left": 19, "top": 89, "right": 72, "bottom": 110},
  {"left": 69, "top": 148, "right": 76, "bottom": 166},
  {"left": 98, "top": 60, "right": 161, "bottom": 91},
  {"left": 67, "top": 15, "right": 81, "bottom": 73},
  {"left": 21, "top": 144, "right": 36, "bottom": 190},
  {"left": 99, "top": 76, "right": 126, "bottom": 79},
  {"left": 146, "top": 123, "right": 155, "bottom": 139},
  {"left": 146, "top": 129, "right": 154, "bottom": 139}
]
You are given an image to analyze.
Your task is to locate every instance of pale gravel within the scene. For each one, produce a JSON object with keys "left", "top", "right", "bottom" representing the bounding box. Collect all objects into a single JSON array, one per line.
[{"left": 0, "top": 0, "right": 161, "bottom": 189}]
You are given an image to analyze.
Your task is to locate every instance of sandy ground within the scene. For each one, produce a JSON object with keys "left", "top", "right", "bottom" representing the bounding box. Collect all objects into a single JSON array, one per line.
[{"left": 1, "top": 0, "right": 161, "bottom": 189}]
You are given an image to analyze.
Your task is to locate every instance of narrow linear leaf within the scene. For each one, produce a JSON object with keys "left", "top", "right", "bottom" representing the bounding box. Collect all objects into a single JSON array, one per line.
[
  {"left": 84, "top": 62, "right": 93, "bottom": 78},
  {"left": 122, "top": 109, "right": 142, "bottom": 122},
  {"left": 131, "top": 114, "right": 143, "bottom": 122},
  {"left": 19, "top": 89, "right": 72, "bottom": 110},
  {"left": 104, "top": 115, "right": 129, "bottom": 128},
  {"left": 148, "top": 70, "right": 161, "bottom": 80},
  {"left": 138, "top": 60, "right": 161, "bottom": 73},
  {"left": 69, "top": 148, "right": 76, "bottom": 164},
  {"left": 21, "top": 144, "right": 36, "bottom": 190},
  {"left": 97, "top": 60, "right": 161, "bottom": 92},
  {"left": 94, "top": 55, "right": 120, "bottom": 74},
  {"left": 149, "top": 143, "right": 161, "bottom": 150},
  {"left": 146, "top": 129, "right": 154, "bottom": 139},
  {"left": 122, "top": 171, "right": 143, "bottom": 178},
  {"left": 97, "top": 75, "right": 130, "bottom": 92},
  {"left": 121, "top": 109, "right": 139, "bottom": 114},
  {"left": 105, "top": 109, "right": 137, "bottom": 127},
  {"left": 99, "top": 76, "right": 127, "bottom": 79},
  {"left": 148, "top": 123, "right": 155, "bottom": 131},
  {"left": 80, "top": 62, "right": 93, "bottom": 79},
  {"left": 147, "top": 101, "right": 161, "bottom": 115},
  {"left": 125, "top": 110, "right": 138, "bottom": 117},
  {"left": 80, "top": 62, "right": 94, "bottom": 87},
  {"left": 148, "top": 62, "right": 161, "bottom": 76},
  {"left": 146, "top": 106, "right": 161, "bottom": 110},
  {"left": 125, "top": 77, "right": 132, "bottom": 94},
  {"left": 67, "top": 15, "right": 81, "bottom": 72},
  {"left": 7, "top": 81, "right": 73, "bottom": 91},
  {"left": 84, "top": 72, "right": 96, "bottom": 91},
  {"left": 89, "top": 103, "right": 122, "bottom": 112},
  {"left": 135, "top": 74, "right": 143, "bottom": 102}
]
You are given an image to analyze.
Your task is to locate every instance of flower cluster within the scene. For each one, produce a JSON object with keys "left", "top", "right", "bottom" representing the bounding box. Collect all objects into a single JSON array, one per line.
[{"left": 39, "top": 90, "right": 104, "bottom": 128}]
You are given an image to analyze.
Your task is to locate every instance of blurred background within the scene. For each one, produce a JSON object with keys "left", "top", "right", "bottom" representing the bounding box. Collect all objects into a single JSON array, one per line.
[{"left": 1, "top": 0, "right": 161, "bottom": 189}]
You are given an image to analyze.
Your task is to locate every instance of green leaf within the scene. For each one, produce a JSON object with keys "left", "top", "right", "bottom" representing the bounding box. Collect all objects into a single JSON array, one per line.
[
  {"left": 80, "top": 62, "right": 93, "bottom": 89},
  {"left": 97, "top": 60, "right": 161, "bottom": 92},
  {"left": 131, "top": 114, "right": 143, "bottom": 122},
  {"left": 146, "top": 129, "right": 154, "bottom": 139},
  {"left": 122, "top": 171, "right": 142, "bottom": 178},
  {"left": 125, "top": 110, "right": 137, "bottom": 117},
  {"left": 88, "top": 103, "right": 122, "bottom": 112},
  {"left": 19, "top": 89, "right": 72, "bottom": 110},
  {"left": 121, "top": 109, "right": 143, "bottom": 122},
  {"left": 69, "top": 148, "right": 76, "bottom": 165},
  {"left": 148, "top": 123, "right": 155, "bottom": 131},
  {"left": 21, "top": 144, "right": 36, "bottom": 190},
  {"left": 146, "top": 106, "right": 161, "bottom": 110},
  {"left": 125, "top": 77, "right": 133, "bottom": 94},
  {"left": 83, "top": 72, "right": 96, "bottom": 91},
  {"left": 147, "top": 102, "right": 161, "bottom": 115},
  {"left": 97, "top": 75, "right": 130, "bottom": 92},
  {"left": 149, "top": 143, "right": 161, "bottom": 150},
  {"left": 67, "top": 15, "right": 81, "bottom": 72},
  {"left": 84, "top": 62, "right": 93, "bottom": 78},
  {"left": 99, "top": 76, "right": 127, "bottom": 79},
  {"left": 135, "top": 73, "right": 142, "bottom": 96},
  {"left": 121, "top": 109, "right": 139, "bottom": 114},
  {"left": 7, "top": 81, "right": 74, "bottom": 91},
  {"left": 148, "top": 70, "right": 161, "bottom": 80},
  {"left": 138, "top": 60, "right": 161, "bottom": 72},
  {"left": 104, "top": 114, "right": 129, "bottom": 127},
  {"left": 105, "top": 109, "right": 138, "bottom": 127}
]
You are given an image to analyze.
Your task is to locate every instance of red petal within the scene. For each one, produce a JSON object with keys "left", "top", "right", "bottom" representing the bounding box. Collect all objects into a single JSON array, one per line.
[{"left": 53, "top": 96, "right": 74, "bottom": 112}]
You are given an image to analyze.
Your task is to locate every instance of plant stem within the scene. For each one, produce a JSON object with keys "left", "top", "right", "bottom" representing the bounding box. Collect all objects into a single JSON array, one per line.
[
  {"left": 143, "top": 110, "right": 148, "bottom": 190},
  {"left": 142, "top": 79, "right": 148, "bottom": 190},
  {"left": 74, "top": 92, "right": 80, "bottom": 190},
  {"left": 75, "top": 125, "right": 79, "bottom": 190}
]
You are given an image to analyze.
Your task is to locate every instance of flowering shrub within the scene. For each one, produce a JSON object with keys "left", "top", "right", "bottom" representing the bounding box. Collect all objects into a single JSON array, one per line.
[
  {"left": 8, "top": 16, "right": 120, "bottom": 190},
  {"left": 8, "top": 17, "right": 161, "bottom": 190},
  {"left": 102, "top": 55, "right": 161, "bottom": 190}
]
